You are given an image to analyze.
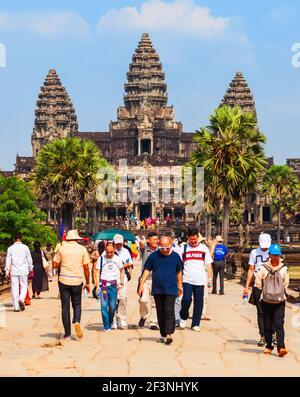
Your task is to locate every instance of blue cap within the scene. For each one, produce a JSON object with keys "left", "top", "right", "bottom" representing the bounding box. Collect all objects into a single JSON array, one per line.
[{"left": 269, "top": 244, "right": 282, "bottom": 256}]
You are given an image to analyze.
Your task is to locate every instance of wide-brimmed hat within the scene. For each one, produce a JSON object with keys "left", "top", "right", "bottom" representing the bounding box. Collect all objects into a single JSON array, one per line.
[
  {"left": 216, "top": 235, "right": 224, "bottom": 242},
  {"left": 66, "top": 229, "right": 82, "bottom": 241}
]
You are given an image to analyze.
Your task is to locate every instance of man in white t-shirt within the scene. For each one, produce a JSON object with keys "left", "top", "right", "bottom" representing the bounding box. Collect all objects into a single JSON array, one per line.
[
  {"left": 243, "top": 233, "right": 271, "bottom": 347},
  {"left": 94, "top": 242, "right": 124, "bottom": 332},
  {"left": 179, "top": 228, "right": 213, "bottom": 332},
  {"left": 114, "top": 234, "right": 133, "bottom": 329}
]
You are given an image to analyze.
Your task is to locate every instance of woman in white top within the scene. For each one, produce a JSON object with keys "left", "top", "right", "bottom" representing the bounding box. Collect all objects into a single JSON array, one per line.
[{"left": 94, "top": 242, "right": 124, "bottom": 332}]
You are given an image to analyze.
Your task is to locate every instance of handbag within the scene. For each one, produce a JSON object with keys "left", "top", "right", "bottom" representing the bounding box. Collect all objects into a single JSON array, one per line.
[
  {"left": 125, "top": 267, "right": 132, "bottom": 282},
  {"left": 42, "top": 251, "right": 49, "bottom": 271}
]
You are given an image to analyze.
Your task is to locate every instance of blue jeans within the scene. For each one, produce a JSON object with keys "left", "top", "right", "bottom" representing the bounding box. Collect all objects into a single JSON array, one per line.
[
  {"left": 99, "top": 285, "right": 118, "bottom": 330},
  {"left": 175, "top": 296, "right": 182, "bottom": 322},
  {"left": 180, "top": 283, "right": 204, "bottom": 327}
]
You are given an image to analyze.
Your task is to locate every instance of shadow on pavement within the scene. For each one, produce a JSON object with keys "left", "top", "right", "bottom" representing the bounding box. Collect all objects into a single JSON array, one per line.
[
  {"left": 127, "top": 337, "right": 163, "bottom": 343},
  {"left": 40, "top": 332, "right": 60, "bottom": 339},
  {"left": 227, "top": 339, "right": 258, "bottom": 346},
  {"left": 85, "top": 323, "right": 102, "bottom": 331},
  {"left": 240, "top": 348, "right": 264, "bottom": 354}
]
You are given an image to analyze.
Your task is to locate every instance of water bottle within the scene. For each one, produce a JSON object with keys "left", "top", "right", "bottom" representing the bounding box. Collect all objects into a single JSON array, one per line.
[
  {"left": 242, "top": 293, "right": 248, "bottom": 305},
  {"left": 84, "top": 287, "right": 89, "bottom": 300}
]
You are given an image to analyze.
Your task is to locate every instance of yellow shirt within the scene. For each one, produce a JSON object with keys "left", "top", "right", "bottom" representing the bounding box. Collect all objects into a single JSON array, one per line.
[
  {"left": 131, "top": 243, "right": 138, "bottom": 256},
  {"left": 53, "top": 241, "right": 90, "bottom": 286}
]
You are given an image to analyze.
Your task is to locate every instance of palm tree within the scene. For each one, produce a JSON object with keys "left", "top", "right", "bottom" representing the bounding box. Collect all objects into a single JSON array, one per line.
[
  {"left": 31, "top": 137, "right": 108, "bottom": 232},
  {"left": 262, "top": 165, "right": 300, "bottom": 243},
  {"left": 191, "top": 105, "right": 267, "bottom": 244}
]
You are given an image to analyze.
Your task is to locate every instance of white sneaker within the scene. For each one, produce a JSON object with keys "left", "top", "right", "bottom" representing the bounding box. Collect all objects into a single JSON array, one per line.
[
  {"left": 179, "top": 320, "right": 186, "bottom": 329},
  {"left": 111, "top": 317, "right": 118, "bottom": 329},
  {"left": 192, "top": 326, "right": 200, "bottom": 332},
  {"left": 103, "top": 328, "right": 111, "bottom": 332}
]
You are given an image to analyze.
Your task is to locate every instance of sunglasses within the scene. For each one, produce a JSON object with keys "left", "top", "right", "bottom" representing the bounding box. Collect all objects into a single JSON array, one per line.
[{"left": 158, "top": 246, "right": 172, "bottom": 251}]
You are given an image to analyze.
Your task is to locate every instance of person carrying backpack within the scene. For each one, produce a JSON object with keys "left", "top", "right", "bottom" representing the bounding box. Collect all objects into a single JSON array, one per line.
[{"left": 255, "top": 244, "right": 289, "bottom": 357}]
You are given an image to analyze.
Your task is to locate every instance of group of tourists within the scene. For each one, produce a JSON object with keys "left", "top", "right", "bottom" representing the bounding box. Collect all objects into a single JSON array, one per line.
[
  {"left": 4, "top": 226, "right": 289, "bottom": 357},
  {"left": 124, "top": 213, "right": 179, "bottom": 230}
]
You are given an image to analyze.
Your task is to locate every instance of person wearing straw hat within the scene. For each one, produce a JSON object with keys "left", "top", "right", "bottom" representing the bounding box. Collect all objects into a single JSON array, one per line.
[
  {"left": 212, "top": 236, "right": 228, "bottom": 296},
  {"left": 53, "top": 230, "right": 90, "bottom": 340}
]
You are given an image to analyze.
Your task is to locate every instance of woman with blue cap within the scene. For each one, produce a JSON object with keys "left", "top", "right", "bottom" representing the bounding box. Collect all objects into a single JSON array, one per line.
[{"left": 255, "top": 244, "right": 289, "bottom": 357}]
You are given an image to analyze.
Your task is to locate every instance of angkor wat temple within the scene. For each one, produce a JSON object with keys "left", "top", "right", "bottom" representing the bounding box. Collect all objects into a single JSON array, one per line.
[{"left": 4, "top": 33, "right": 300, "bottom": 228}]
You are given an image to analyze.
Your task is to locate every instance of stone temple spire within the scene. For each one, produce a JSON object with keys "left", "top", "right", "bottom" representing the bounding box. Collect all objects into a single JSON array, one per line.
[
  {"left": 31, "top": 69, "right": 78, "bottom": 157},
  {"left": 124, "top": 33, "right": 168, "bottom": 110},
  {"left": 220, "top": 72, "right": 257, "bottom": 117}
]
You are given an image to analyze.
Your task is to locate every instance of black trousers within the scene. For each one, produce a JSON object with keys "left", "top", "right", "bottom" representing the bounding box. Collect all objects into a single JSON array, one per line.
[
  {"left": 212, "top": 260, "right": 225, "bottom": 293},
  {"left": 261, "top": 301, "right": 286, "bottom": 350},
  {"left": 253, "top": 287, "right": 265, "bottom": 336},
  {"left": 154, "top": 295, "right": 176, "bottom": 337},
  {"left": 59, "top": 282, "right": 83, "bottom": 337}
]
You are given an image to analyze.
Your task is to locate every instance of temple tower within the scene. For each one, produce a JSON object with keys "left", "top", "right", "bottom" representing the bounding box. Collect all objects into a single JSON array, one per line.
[
  {"left": 31, "top": 69, "right": 78, "bottom": 157},
  {"left": 221, "top": 72, "right": 257, "bottom": 119},
  {"left": 110, "top": 33, "right": 183, "bottom": 162}
]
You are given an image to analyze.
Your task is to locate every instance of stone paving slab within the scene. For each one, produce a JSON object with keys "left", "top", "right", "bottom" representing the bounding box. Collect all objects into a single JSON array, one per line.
[{"left": 0, "top": 261, "right": 300, "bottom": 377}]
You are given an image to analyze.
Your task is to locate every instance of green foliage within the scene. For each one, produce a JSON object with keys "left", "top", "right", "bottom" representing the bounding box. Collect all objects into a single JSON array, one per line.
[
  {"left": 0, "top": 175, "right": 58, "bottom": 251},
  {"left": 31, "top": 137, "right": 108, "bottom": 209},
  {"left": 229, "top": 200, "right": 246, "bottom": 224},
  {"left": 191, "top": 106, "right": 267, "bottom": 201},
  {"left": 262, "top": 165, "right": 300, "bottom": 218},
  {"left": 190, "top": 105, "right": 267, "bottom": 242}
]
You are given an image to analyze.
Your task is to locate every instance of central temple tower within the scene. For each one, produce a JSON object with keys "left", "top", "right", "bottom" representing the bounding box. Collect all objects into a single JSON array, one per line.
[{"left": 109, "top": 33, "right": 186, "bottom": 165}]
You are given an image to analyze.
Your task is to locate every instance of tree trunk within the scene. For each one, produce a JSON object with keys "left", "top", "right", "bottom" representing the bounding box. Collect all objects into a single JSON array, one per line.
[
  {"left": 62, "top": 203, "right": 73, "bottom": 232},
  {"left": 93, "top": 205, "right": 98, "bottom": 235},
  {"left": 205, "top": 213, "right": 212, "bottom": 239},
  {"left": 216, "top": 209, "right": 221, "bottom": 235},
  {"left": 222, "top": 198, "right": 230, "bottom": 245},
  {"left": 277, "top": 210, "right": 281, "bottom": 244}
]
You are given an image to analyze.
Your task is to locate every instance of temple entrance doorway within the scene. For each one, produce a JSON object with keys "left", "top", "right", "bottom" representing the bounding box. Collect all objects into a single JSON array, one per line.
[
  {"left": 141, "top": 139, "right": 151, "bottom": 154},
  {"left": 139, "top": 204, "right": 151, "bottom": 220}
]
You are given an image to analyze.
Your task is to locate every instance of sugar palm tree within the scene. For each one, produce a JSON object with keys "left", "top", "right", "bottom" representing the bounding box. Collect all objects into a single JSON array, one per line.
[
  {"left": 31, "top": 137, "right": 108, "bottom": 232},
  {"left": 262, "top": 165, "right": 300, "bottom": 243},
  {"left": 191, "top": 105, "right": 267, "bottom": 244}
]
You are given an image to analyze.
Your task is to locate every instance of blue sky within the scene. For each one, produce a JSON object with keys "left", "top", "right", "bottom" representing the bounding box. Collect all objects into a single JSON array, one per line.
[{"left": 0, "top": 0, "right": 300, "bottom": 170}]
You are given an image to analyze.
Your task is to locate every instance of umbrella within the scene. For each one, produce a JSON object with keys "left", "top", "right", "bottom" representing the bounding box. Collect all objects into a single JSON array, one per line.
[{"left": 91, "top": 229, "right": 136, "bottom": 242}]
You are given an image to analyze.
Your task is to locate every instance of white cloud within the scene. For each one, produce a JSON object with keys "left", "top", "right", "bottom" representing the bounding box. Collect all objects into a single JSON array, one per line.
[
  {"left": 97, "top": 0, "right": 230, "bottom": 38},
  {"left": 0, "top": 12, "right": 11, "bottom": 30},
  {"left": 0, "top": 11, "right": 91, "bottom": 38},
  {"left": 270, "top": 6, "right": 294, "bottom": 21}
]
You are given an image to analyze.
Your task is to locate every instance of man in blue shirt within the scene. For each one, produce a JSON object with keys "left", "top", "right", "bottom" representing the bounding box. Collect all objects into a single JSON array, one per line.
[
  {"left": 212, "top": 236, "right": 228, "bottom": 295},
  {"left": 138, "top": 236, "right": 183, "bottom": 345}
]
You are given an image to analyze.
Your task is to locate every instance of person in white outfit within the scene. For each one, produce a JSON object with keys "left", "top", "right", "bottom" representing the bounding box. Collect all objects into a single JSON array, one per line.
[
  {"left": 5, "top": 234, "right": 33, "bottom": 312},
  {"left": 113, "top": 234, "right": 133, "bottom": 329}
]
